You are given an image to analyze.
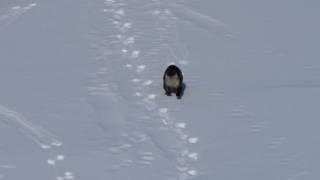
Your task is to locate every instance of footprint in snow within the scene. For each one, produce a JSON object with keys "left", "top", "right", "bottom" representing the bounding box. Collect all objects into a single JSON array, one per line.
[
  {"left": 137, "top": 152, "right": 156, "bottom": 165},
  {"left": 136, "top": 65, "right": 146, "bottom": 73},
  {"left": 56, "top": 172, "right": 75, "bottom": 180},
  {"left": 146, "top": 94, "right": 157, "bottom": 100},
  {"left": 47, "top": 154, "right": 75, "bottom": 180},
  {"left": 119, "top": 22, "right": 132, "bottom": 33},
  {"left": 131, "top": 78, "right": 141, "bottom": 83},
  {"left": 122, "top": 36, "right": 135, "bottom": 46},
  {"left": 141, "top": 80, "right": 153, "bottom": 86},
  {"left": 130, "top": 50, "right": 140, "bottom": 59}
]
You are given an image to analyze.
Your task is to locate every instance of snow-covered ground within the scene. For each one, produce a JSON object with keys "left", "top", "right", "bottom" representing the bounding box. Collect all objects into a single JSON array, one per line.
[{"left": 1, "top": 0, "right": 320, "bottom": 179}]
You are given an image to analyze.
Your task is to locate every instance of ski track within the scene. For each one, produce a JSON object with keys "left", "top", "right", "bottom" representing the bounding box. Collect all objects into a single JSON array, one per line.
[
  {"left": 0, "top": 104, "right": 74, "bottom": 180},
  {"left": 85, "top": 0, "right": 224, "bottom": 179},
  {"left": 0, "top": 2, "right": 76, "bottom": 179},
  {"left": 0, "top": 2, "right": 38, "bottom": 30},
  {"left": 0, "top": 3, "right": 75, "bottom": 179}
]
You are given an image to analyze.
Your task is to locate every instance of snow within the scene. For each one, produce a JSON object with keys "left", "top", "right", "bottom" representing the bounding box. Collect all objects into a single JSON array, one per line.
[{"left": 1, "top": 0, "right": 320, "bottom": 179}]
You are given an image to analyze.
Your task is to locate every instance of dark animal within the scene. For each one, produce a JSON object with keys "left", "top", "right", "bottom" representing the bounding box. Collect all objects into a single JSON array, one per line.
[{"left": 163, "top": 65, "right": 184, "bottom": 98}]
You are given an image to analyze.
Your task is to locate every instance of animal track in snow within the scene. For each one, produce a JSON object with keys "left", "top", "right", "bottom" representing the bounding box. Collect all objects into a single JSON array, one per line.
[
  {"left": 113, "top": 20, "right": 121, "bottom": 25},
  {"left": 161, "top": 119, "right": 169, "bottom": 125},
  {"left": 56, "top": 172, "right": 75, "bottom": 180},
  {"left": 136, "top": 65, "right": 146, "bottom": 73},
  {"left": 143, "top": 98, "right": 157, "bottom": 111},
  {"left": 175, "top": 122, "right": 186, "bottom": 129},
  {"left": 141, "top": 80, "right": 153, "bottom": 86},
  {"left": 187, "top": 153, "right": 199, "bottom": 161},
  {"left": 121, "top": 49, "right": 128, "bottom": 54},
  {"left": 47, "top": 154, "right": 75, "bottom": 180},
  {"left": 139, "top": 151, "right": 156, "bottom": 162},
  {"left": 159, "top": 108, "right": 169, "bottom": 114},
  {"left": 187, "top": 169, "right": 198, "bottom": 176},
  {"left": 178, "top": 168, "right": 198, "bottom": 180},
  {"left": 47, "top": 159, "right": 56, "bottom": 166},
  {"left": 119, "top": 22, "right": 132, "bottom": 33},
  {"left": 146, "top": 94, "right": 157, "bottom": 100},
  {"left": 158, "top": 108, "right": 169, "bottom": 120},
  {"left": 123, "top": 22, "right": 132, "bottom": 28},
  {"left": 122, "top": 36, "right": 135, "bottom": 46},
  {"left": 113, "top": 9, "right": 125, "bottom": 19},
  {"left": 102, "top": 1, "right": 201, "bottom": 178},
  {"left": 187, "top": 137, "right": 199, "bottom": 144},
  {"left": 130, "top": 50, "right": 140, "bottom": 59},
  {"left": 125, "top": 63, "right": 133, "bottom": 69},
  {"left": 179, "top": 133, "right": 188, "bottom": 141},
  {"left": 131, "top": 78, "right": 141, "bottom": 83},
  {"left": 56, "top": 155, "right": 65, "bottom": 161},
  {"left": 109, "top": 143, "right": 133, "bottom": 154},
  {"left": 115, "top": 34, "right": 123, "bottom": 39}
]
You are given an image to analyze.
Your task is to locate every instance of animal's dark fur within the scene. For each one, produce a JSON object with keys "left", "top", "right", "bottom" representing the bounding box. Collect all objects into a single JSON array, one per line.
[{"left": 163, "top": 65, "right": 184, "bottom": 98}]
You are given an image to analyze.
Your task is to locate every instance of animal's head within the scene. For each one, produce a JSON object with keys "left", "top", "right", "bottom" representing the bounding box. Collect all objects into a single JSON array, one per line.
[{"left": 166, "top": 65, "right": 179, "bottom": 76}]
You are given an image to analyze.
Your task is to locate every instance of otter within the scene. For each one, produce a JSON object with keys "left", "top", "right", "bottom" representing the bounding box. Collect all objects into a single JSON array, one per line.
[{"left": 163, "top": 65, "right": 184, "bottom": 99}]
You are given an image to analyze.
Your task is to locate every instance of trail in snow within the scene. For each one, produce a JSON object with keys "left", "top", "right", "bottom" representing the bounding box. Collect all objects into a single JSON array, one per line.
[
  {"left": 0, "top": 104, "right": 61, "bottom": 148},
  {"left": 0, "top": 2, "right": 37, "bottom": 30},
  {"left": 86, "top": 0, "right": 232, "bottom": 179}
]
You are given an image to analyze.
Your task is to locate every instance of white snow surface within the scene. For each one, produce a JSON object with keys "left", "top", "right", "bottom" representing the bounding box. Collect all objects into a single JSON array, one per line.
[{"left": 1, "top": 0, "right": 320, "bottom": 179}]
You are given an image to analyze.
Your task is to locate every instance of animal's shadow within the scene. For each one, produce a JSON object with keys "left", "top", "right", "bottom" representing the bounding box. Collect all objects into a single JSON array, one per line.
[{"left": 177, "top": 82, "right": 187, "bottom": 100}]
